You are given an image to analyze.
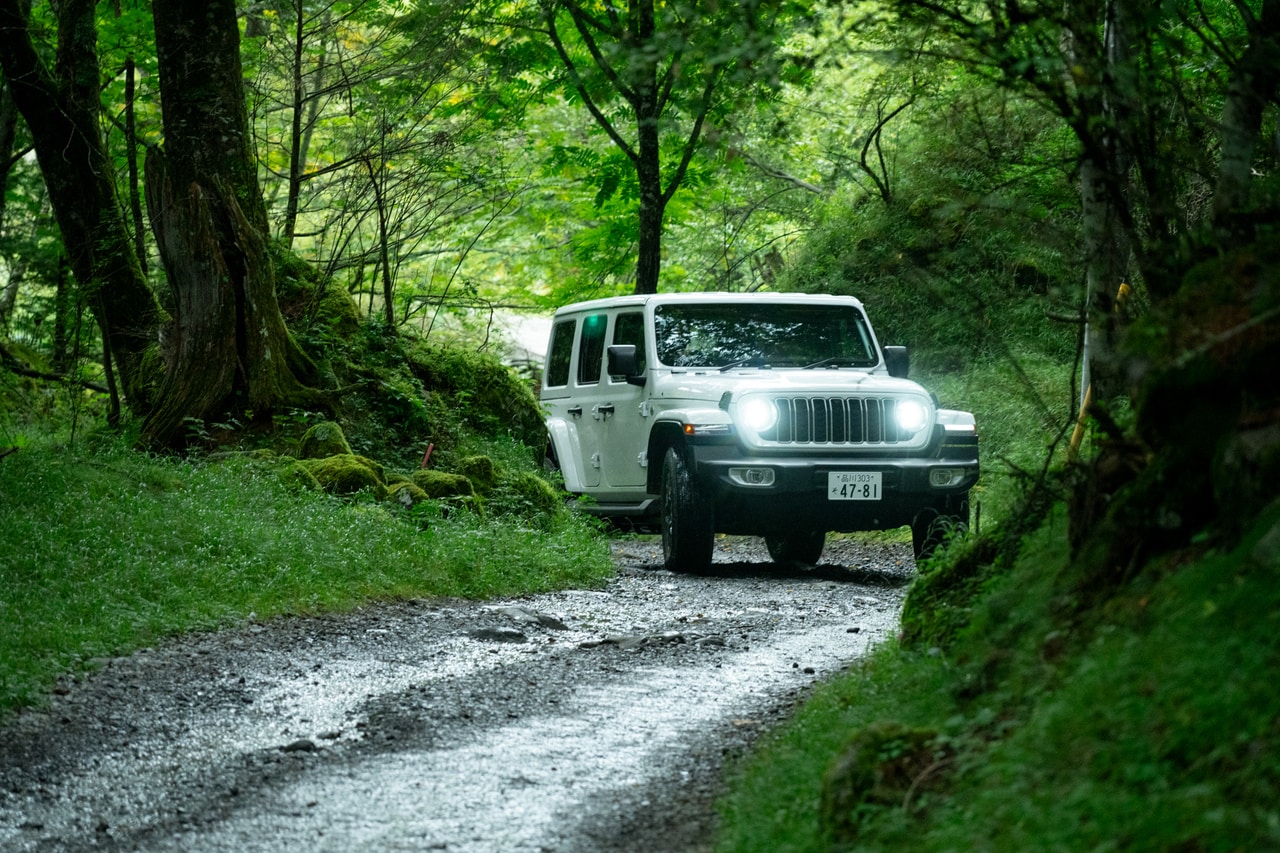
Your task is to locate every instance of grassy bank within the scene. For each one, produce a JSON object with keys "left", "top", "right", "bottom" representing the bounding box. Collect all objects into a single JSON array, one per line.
[
  {"left": 0, "top": 436, "right": 612, "bottom": 713},
  {"left": 715, "top": 493, "right": 1280, "bottom": 850}
]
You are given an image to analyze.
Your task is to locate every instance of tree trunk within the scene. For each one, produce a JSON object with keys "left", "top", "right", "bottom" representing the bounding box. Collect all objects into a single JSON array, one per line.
[
  {"left": 634, "top": 102, "right": 664, "bottom": 296},
  {"left": 144, "top": 0, "right": 322, "bottom": 448},
  {"left": 1212, "top": 0, "right": 1280, "bottom": 236},
  {"left": 1068, "top": 0, "right": 1134, "bottom": 405},
  {"left": 0, "top": 0, "right": 163, "bottom": 408}
]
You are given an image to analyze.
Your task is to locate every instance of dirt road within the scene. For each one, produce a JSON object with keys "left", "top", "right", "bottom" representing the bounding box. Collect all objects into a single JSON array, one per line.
[{"left": 0, "top": 536, "right": 912, "bottom": 852}]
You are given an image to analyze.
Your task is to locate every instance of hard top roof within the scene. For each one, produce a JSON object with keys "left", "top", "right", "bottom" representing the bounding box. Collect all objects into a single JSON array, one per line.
[{"left": 551, "top": 291, "right": 866, "bottom": 317}]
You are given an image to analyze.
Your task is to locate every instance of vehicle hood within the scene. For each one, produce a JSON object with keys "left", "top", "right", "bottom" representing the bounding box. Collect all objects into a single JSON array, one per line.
[{"left": 651, "top": 369, "right": 927, "bottom": 402}]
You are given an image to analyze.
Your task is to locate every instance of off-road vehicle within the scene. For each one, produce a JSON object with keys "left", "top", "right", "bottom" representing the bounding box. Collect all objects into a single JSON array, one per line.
[{"left": 540, "top": 292, "right": 979, "bottom": 571}]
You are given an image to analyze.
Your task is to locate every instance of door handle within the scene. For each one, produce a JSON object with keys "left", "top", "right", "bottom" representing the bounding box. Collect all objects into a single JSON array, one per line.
[
  {"left": 597, "top": 404, "right": 615, "bottom": 416},
  {"left": 567, "top": 406, "right": 583, "bottom": 417}
]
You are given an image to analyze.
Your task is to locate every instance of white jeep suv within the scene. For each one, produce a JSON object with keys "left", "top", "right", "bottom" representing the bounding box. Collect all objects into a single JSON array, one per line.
[{"left": 540, "top": 292, "right": 979, "bottom": 571}]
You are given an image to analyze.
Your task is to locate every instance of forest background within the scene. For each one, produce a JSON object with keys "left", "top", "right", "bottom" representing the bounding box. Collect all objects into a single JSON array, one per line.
[{"left": 2, "top": 0, "right": 1280, "bottom": 850}]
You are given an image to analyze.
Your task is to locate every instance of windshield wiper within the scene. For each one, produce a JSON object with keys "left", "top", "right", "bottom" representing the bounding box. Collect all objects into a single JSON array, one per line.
[
  {"left": 718, "top": 354, "right": 768, "bottom": 372},
  {"left": 800, "top": 356, "right": 871, "bottom": 369}
]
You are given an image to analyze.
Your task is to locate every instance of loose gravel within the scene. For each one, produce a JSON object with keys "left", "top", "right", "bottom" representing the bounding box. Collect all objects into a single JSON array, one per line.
[{"left": 0, "top": 535, "right": 914, "bottom": 852}]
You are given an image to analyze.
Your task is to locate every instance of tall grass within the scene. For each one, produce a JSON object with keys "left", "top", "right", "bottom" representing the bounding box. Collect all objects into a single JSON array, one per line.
[{"left": 0, "top": 435, "right": 612, "bottom": 713}]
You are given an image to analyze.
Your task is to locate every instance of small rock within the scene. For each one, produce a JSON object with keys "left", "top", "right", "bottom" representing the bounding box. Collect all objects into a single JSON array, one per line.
[
  {"left": 280, "top": 738, "right": 318, "bottom": 753},
  {"left": 469, "top": 627, "right": 528, "bottom": 643}
]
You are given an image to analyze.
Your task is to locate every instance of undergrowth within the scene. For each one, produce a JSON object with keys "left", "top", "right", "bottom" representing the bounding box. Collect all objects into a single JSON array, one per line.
[
  {"left": 0, "top": 434, "right": 611, "bottom": 714},
  {"left": 715, "top": 500, "right": 1280, "bottom": 851}
]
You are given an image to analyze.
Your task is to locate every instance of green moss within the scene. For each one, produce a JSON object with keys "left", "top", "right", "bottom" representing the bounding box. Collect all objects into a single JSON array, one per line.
[
  {"left": 297, "top": 454, "right": 388, "bottom": 499},
  {"left": 455, "top": 455, "right": 499, "bottom": 493},
  {"left": 495, "top": 469, "right": 562, "bottom": 518},
  {"left": 405, "top": 344, "right": 545, "bottom": 453},
  {"left": 411, "top": 469, "right": 476, "bottom": 499},
  {"left": 297, "top": 421, "right": 353, "bottom": 459},
  {"left": 388, "top": 480, "right": 430, "bottom": 507},
  {"left": 278, "top": 460, "right": 321, "bottom": 492}
]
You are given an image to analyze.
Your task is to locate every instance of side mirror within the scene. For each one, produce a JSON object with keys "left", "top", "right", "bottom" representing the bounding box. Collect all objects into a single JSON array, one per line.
[
  {"left": 607, "top": 344, "right": 645, "bottom": 385},
  {"left": 884, "top": 345, "right": 909, "bottom": 379}
]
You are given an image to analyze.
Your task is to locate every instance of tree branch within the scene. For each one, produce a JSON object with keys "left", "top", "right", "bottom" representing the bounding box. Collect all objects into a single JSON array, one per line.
[{"left": 543, "top": 5, "right": 638, "bottom": 165}]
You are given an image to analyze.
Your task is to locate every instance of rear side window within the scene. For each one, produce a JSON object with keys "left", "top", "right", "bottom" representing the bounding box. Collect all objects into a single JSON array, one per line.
[
  {"left": 611, "top": 312, "right": 647, "bottom": 377},
  {"left": 577, "top": 313, "right": 608, "bottom": 385},
  {"left": 545, "top": 319, "right": 575, "bottom": 387}
]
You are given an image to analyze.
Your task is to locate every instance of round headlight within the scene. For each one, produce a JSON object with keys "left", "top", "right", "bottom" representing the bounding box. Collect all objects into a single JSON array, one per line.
[
  {"left": 895, "top": 399, "right": 929, "bottom": 434},
  {"left": 740, "top": 398, "right": 778, "bottom": 432}
]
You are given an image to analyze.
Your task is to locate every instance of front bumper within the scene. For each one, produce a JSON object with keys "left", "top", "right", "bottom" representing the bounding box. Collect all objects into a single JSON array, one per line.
[{"left": 688, "top": 443, "right": 979, "bottom": 536}]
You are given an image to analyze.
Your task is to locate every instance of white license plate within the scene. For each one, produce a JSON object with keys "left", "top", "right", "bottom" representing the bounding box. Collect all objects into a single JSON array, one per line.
[{"left": 828, "top": 471, "right": 882, "bottom": 501}]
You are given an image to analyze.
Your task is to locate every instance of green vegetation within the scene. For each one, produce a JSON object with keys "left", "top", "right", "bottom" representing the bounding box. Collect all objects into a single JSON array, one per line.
[
  {"left": 717, "top": 502, "right": 1280, "bottom": 851},
  {"left": 0, "top": 433, "right": 611, "bottom": 713}
]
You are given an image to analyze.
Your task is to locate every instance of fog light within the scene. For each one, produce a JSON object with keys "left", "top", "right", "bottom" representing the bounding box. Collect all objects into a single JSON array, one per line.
[
  {"left": 929, "top": 468, "right": 965, "bottom": 488},
  {"left": 729, "top": 467, "right": 775, "bottom": 487}
]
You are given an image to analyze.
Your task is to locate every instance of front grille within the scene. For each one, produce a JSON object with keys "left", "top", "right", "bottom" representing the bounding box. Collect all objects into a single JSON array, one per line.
[{"left": 760, "top": 397, "right": 912, "bottom": 444}]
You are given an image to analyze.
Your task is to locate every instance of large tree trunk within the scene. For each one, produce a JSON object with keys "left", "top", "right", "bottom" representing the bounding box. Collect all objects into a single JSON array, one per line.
[
  {"left": 143, "top": 0, "right": 321, "bottom": 448},
  {"left": 0, "top": 0, "right": 162, "bottom": 407}
]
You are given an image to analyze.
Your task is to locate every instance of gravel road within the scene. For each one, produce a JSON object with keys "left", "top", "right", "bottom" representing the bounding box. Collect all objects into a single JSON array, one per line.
[{"left": 0, "top": 535, "right": 914, "bottom": 852}]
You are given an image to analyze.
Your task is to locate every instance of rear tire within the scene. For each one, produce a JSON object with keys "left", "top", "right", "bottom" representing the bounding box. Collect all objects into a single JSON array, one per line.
[
  {"left": 661, "top": 447, "right": 714, "bottom": 572},
  {"left": 765, "top": 531, "right": 826, "bottom": 566}
]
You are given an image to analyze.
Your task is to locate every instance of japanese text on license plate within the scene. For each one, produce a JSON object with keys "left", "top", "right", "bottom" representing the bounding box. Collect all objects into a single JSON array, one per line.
[{"left": 828, "top": 471, "right": 882, "bottom": 501}]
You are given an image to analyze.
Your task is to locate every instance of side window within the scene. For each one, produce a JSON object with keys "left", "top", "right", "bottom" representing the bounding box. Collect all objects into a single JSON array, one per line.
[
  {"left": 611, "top": 312, "right": 647, "bottom": 379},
  {"left": 577, "top": 313, "right": 608, "bottom": 385},
  {"left": 545, "top": 319, "right": 575, "bottom": 388}
]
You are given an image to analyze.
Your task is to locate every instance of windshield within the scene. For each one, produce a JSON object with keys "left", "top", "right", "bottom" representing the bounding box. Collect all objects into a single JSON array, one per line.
[{"left": 653, "top": 303, "right": 878, "bottom": 369}]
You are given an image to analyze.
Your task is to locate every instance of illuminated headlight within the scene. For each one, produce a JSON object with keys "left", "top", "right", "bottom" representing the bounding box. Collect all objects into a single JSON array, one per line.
[
  {"left": 739, "top": 398, "right": 778, "bottom": 432},
  {"left": 895, "top": 399, "right": 929, "bottom": 434},
  {"left": 929, "top": 467, "right": 967, "bottom": 488}
]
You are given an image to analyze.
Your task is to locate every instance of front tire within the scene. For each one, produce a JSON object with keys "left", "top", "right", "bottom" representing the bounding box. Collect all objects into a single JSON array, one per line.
[
  {"left": 765, "top": 531, "right": 825, "bottom": 566},
  {"left": 661, "top": 447, "right": 714, "bottom": 572}
]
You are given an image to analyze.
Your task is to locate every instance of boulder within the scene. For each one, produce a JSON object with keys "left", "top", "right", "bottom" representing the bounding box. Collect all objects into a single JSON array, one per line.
[
  {"left": 297, "top": 421, "right": 353, "bottom": 459},
  {"left": 298, "top": 454, "right": 388, "bottom": 499}
]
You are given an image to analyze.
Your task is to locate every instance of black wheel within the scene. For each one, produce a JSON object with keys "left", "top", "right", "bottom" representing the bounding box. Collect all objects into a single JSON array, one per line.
[
  {"left": 661, "top": 447, "right": 714, "bottom": 572},
  {"left": 911, "top": 493, "right": 970, "bottom": 561},
  {"left": 765, "top": 531, "right": 826, "bottom": 565}
]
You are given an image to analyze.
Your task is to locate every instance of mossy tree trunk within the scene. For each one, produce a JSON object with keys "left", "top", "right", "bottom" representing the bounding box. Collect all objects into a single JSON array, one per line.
[
  {"left": 143, "top": 0, "right": 323, "bottom": 448},
  {"left": 0, "top": 0, "right": 163, "bottom": 407}
]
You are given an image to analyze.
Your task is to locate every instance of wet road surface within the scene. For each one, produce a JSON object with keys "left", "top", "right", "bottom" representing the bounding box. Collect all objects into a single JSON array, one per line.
[{"left": 0, "top": 536, "right": 913, "bottom": 852}]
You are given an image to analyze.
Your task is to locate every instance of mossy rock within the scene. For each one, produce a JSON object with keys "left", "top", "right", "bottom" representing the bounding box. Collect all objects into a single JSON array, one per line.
[
  {"left": 411, "top": 469, "right": 476, "bottom": 499},
  {"left": 385, "top": 471, "right": 413, "bottom": 486},
  {"left": 819, "top": 722, "right": 949, "bottom": 845},
  {"left": 298, "top": 454, "right": 388, "bottom": 499},
  {"left": 279, "top": 460, "right": 322, "bottom": 492},
  {"left": 498, "top": 470, "right": 562, "bottom": 518},
  {"left": 297, "top": 421, "right": 353, "bottom": 459},
  {"left": 388, "top": 481, "right": 430, "bottom": 507},
  {"left": 455, "top": 455, "right": 499, "bottom": 494}
]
